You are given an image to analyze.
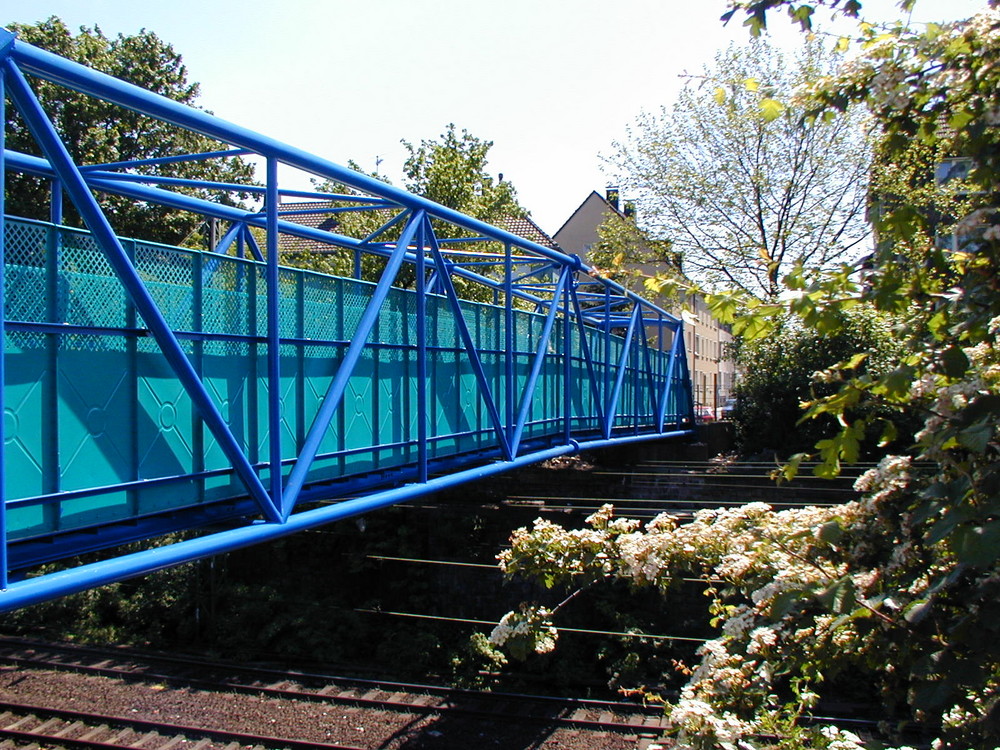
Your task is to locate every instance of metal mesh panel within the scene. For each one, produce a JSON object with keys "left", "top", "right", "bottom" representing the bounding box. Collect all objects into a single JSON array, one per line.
[
  {"left": 4, "top": 221, "right": 49, "bottom": 330},
  {"left": 5, "top": 265, "right": 47, "bottom": 324},
  {"left": 4, "top": 219, "right": 47, "bottom": 267},
  {"left": 303, "top": 273, "right": 342, "bottom": 342},
  {"left": 61, "top": 230, "right": 127, "bottom": 328},
  {"left": 135, "top": 242, "right": 194, "bottom": 331},
  {"left": 201, "top": 256, "right": 252, "bottom": 337},
  {"left": 278, "top": 268, "right": 299, "bottom": 338},
  {"left": 341, "top": 278, "right": 374, "bottom": 341}
]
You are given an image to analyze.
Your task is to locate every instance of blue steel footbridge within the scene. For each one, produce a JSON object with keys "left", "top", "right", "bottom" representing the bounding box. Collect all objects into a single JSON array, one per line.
[{"left": 0, "top": 29, "right": 693, "bottom": 611}]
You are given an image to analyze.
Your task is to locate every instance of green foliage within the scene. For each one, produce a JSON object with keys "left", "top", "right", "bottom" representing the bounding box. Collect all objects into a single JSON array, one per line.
[
  {"left": 587, "top": 207, "right": 679, "bottom": 287},
  {"left": 5, "top": 17, "right": 255, "bottom": 247},
  {"left": 608, "top": 36, "right": 871, "bottom": 300},
  {"left": 285, "top": 125, "right": 529, "bottom": 304},
  {"left": 731, "top": 306, "right": 908, "bottom": 456},
  {"left": 401, "top": 123, "right": 524, "bottom": 227}
]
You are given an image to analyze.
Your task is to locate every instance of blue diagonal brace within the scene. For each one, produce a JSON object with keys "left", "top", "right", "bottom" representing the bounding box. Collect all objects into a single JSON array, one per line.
[
  {"left": 281, "top": 210, "right": 422, "bottom": 513},
  {"left": 511, "top": 267, "right": 569, "bottom": 456},
  {"left": 242, "top": 224, "right": 264, "bottom": 262},
  {"left": 2, "top": 58, "right": 282, "bottom": 524},
  {"left": 640, "top": 320, "right": 659, "bottom": 422},
  {"left": 604, "top": 304, "right": 640, "bottom": 440},
  {"left": 213, "top": 221, "right": 243, "bottom": 255},
  {"left": 569, "top": 283, "right": 606, "bottom": 430},
  {"left": 424, "top": 217, "right": 513, "bottom": 462},
  {"left": 657, "top": 323, "right": 684, "bottom": 427}
]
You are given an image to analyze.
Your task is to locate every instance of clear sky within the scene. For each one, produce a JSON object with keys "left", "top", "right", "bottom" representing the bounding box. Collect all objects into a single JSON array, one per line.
[{"left": 2, "top": 0, "right": 990, "bottom": 235}]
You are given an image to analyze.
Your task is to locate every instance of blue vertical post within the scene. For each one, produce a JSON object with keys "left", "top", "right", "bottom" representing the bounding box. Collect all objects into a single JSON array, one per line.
[
  {"left": 50, "top": 179, "right": 62, "bottom": 224},
  {"left": 632, "top": 312, "right": 642, "bottom": 434},
  {"left": 504, "top": 242, "right": 514, "bottom": 449},
  {"left": 563, "top": 273, "right": 573, "bottom": 445},
  {"left": 603, "top": 287, "right": 612, "bottom": 434},
  {"left": 0, "top": 66, "right": 7, "bottom": 588},
  {"left": 415, "top": 218, "right": 428, "bottom": 483},
  {"left": 46, "top": 178, "right": 63, "bottom": 503},
  {"left": 265, "top": 158, "right": 285, "bottom": 516}
]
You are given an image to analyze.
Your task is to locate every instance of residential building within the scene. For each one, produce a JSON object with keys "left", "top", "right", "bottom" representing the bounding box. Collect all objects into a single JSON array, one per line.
[{"left": 554, "top": 189, "right": 737, "bottom": 413}]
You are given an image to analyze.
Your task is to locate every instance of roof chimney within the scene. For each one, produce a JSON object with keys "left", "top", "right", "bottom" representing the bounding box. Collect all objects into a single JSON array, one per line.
[{"left": 606, "top": 186, "right": 620, "bottom": 211}]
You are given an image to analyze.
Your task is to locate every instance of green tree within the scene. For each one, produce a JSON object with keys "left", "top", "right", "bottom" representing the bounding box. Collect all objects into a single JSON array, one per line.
[
  {"left": 608, "top": 36, "right": 871, "bottom": 300},
  {"left": 292, "top": 125, "right": 529, "bottom": 302},
  {"left": 402, "top": 123, "right": 525, "bottom": 229},
  {"left": 4, "top": 16, "right": 254, "bottom": 246}
]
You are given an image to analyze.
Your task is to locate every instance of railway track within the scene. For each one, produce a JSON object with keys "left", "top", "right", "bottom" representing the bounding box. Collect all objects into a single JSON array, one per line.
[
  {"left": 0, "top": 637, "right": 666, "bottom": 748},
  {"left": 0, "top": 698, "right": 364, "bottom": 750}
]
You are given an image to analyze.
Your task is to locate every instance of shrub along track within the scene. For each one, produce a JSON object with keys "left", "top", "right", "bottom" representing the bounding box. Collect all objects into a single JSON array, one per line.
[{"left": 0, "top": 637, "right": 667, "bottom": 749}]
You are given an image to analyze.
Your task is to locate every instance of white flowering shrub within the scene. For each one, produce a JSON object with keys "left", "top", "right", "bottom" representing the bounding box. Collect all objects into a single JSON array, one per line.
[{"left": 488, "top": 5, "right": 1000, "bottom": 749}]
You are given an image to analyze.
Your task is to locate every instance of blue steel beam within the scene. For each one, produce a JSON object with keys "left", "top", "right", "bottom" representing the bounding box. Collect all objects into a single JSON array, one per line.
[
  {"left": 213, "top": 221, "right": 243, "bottom": 255},
  {"left": 657, "top": 326, "right": 684, "bottom": 428},
  {"left": 265, "top": 158, "right": 285, "bottom": 515},
  {"left": 0, "top": 62, "right": 7, "bottom": 589},
  {"left": 280, "top": 211, "right": 423, "bottom": 513},
  {"left": 569, "top": 283, "right": 607, "bottom": 429},
  {"left": 83, "top": 147, "right": 253, "bottom": 172},
  {"left": 2, "top": 58, "right": 283, "bottom": 525},
  {"left": 415, "top": 220, "right": 429, "bottom": 483},
  {"left": 510, "top": 267, "right": 570, "bottom": 456},
  {"left": 604, "top": 305, "right": 640, "bottom": 440},
  {"left": 425, "top": 219, "right": 513, "bottom": 461}
]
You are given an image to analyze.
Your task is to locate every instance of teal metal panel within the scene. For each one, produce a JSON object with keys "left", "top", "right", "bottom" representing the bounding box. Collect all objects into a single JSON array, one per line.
[{"left": 4, "top": 333, "right": 46, "bottom": 524}]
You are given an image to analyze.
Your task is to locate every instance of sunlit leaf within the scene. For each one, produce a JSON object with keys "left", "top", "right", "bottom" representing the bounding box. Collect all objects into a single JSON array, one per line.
[{"left": 759, "top": 97, "right": 785, "bottom": 121}]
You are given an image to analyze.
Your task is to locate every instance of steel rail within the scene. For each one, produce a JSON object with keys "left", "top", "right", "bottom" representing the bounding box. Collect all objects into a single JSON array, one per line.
[{"left": 0, "top": 699, "right": 364, "bottom": 750}]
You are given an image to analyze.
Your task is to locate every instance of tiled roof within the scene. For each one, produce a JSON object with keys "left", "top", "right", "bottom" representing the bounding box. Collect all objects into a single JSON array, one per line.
[
  {"left": 498, "top": 214, "right": 562, "bottom": 252},
  {"left": 277, "top": 200, "right": 356, "bottom": 254}
]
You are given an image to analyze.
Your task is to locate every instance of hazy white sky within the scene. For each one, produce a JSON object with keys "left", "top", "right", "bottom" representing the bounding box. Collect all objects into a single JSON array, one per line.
[{"left": 3, "top": 0, "right": 990, "bottom": 234}]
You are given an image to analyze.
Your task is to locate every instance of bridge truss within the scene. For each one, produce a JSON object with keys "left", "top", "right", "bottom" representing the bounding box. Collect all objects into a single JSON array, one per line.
[{"left": 0, "top": 28, "right": 693, "bottom": 610}]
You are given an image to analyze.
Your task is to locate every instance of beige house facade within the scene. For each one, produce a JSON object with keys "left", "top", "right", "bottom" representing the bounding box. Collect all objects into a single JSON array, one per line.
[{"left": 554, "top": 190, "right": 737, "bottom": 414}]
